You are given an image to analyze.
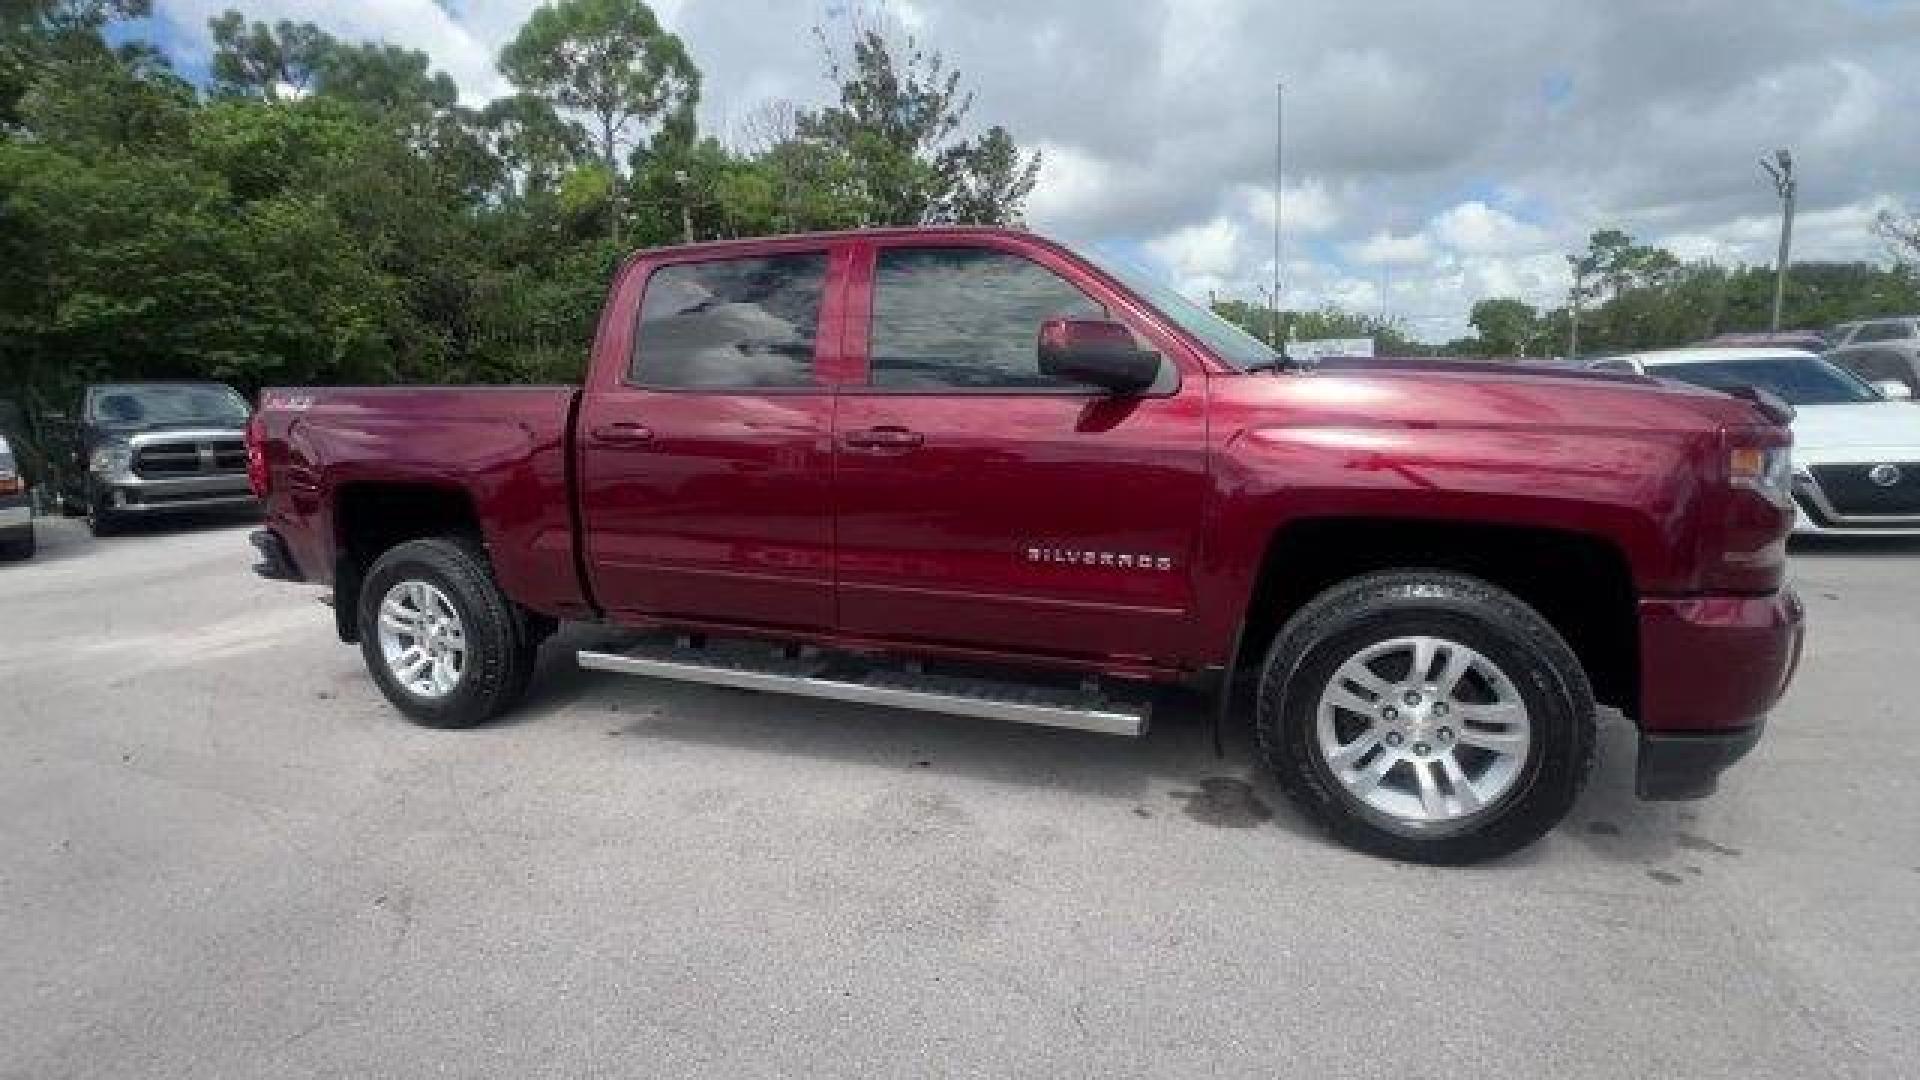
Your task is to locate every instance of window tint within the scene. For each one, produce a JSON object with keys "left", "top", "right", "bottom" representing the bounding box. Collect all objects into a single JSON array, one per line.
[
  {"left": 1658, "top": 357, "right": 1877, "bottom": 405},
  {"left": 869, "top": 247, "right": 1105, "bottom": 388},
  {"left": 1831, "top": 351, "right": 1917, "bottom": 390},
  {"left": 631, "top": 253, "right": 826, "bottom": 388},
  {"left": 1851, "top": 321, "right": 1913, "bottom": 343}
]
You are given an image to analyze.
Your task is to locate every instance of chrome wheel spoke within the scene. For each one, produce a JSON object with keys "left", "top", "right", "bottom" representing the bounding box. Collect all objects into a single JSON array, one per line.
[
  {"left": 1412, "top": 758, "right": 1448, "bottom": 819},
  {"left": 1348, "top": 747, "right": 1400, "bottom": 797},
  {"left": 1435, "top": 646, "right": 1474, "bottom": 699},
  {"left": 1327, "top": 728, "right": 1383, "bottom": 769},
  {"left": 1440, "top": 752, "right": 1483, "bottom": 814},
  {"left": 1457, "top": 726, "right": 1526, "bottom": 754}
]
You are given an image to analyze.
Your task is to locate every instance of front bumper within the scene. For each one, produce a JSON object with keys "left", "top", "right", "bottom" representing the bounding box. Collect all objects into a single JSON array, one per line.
[
  {"left": 0, "top": 497, "right": 30, "bottom": 532},
  {"left": 98, "top": 472, "right": 257, "bottom": 515},
  {"left": 1635, "top": 587, "right": 1804, "bottom": 800}
]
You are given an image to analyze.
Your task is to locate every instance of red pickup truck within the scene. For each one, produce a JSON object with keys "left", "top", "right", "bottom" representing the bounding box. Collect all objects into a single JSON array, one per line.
[{"left": 248, "top": 227, "right": 1804, "bottom": 863}]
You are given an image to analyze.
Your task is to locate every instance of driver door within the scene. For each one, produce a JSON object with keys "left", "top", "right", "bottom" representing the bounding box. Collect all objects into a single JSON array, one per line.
[{"left": 830, "top": 237, "right": 1211, "bottom": 665}]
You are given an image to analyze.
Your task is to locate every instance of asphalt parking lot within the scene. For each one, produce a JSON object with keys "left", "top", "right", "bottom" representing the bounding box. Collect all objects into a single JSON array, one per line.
[{"left": 2, "top": 515, "right": 1917, "bottom": 1079}]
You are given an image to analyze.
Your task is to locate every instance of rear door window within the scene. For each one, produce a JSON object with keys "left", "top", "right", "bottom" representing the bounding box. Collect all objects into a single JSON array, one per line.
[{"left": 631, "top": 253, "right": 828, "bottom": 389}]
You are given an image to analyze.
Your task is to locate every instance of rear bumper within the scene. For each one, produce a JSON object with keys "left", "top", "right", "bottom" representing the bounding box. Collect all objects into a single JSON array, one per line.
[
  {"left": 0, "top": 497, "right": 30, "bottom": 531},
  {"left": 1635, "top": 587, "right": 1804, "bottom": 800}
]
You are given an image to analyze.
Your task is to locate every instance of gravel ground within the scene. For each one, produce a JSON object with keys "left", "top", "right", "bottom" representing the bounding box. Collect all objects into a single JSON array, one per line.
[{"left": 2, "top": 514, "right": 1916, "bottom": 1079}]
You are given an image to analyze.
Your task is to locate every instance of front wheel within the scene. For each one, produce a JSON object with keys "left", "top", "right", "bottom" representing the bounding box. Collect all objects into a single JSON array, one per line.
[
  {"left": 356, "top": 537, "right": 539, "bottom": 728},
  {"left": 1256, "top": 571, "right": 1596, "bottom": 864}
]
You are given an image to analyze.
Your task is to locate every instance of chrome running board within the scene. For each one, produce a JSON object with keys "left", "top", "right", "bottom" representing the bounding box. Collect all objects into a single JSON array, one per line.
[{"left": 577, "top": 638, "right": 1150, "bottom": 738}]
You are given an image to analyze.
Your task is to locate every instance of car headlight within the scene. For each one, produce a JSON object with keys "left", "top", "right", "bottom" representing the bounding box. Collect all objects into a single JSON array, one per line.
[
  {"left": 1729, "top": 445, "right": 1791, "bottom": 499},
  {"left": 90, "top": 443, "right": 133, "bottom": 478}
]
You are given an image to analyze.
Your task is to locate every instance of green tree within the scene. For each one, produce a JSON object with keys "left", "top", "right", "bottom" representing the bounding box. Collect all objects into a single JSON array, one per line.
[
  {"left": 793, "top": 22, "right": 1040, "bottom": 227},
  {"left": 1467, "top": 297, "right": 1544, "bottom": 356},
  {"left": 208, "top": 11, "right": 331, "bottom": 101},
  {"left": 499, "top": 0, "right": 698, "bottom": 246}
]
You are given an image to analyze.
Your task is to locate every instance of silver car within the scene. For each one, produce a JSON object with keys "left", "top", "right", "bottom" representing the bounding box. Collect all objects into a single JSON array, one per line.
[
  {"left": 1827, "top": 317, "right": 1920, "bottom": 400},
  {"left": 0, "top": 434, "right": 34, "bottom": 560}
]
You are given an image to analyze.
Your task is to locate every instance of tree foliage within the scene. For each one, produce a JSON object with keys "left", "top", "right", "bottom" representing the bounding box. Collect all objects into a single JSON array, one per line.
[
  {"left": 0, "top": 0, "right": 1047, "bottom": 433},
  {"left": 1448, "top": 228, "right": 1920, "bottom": 358}
]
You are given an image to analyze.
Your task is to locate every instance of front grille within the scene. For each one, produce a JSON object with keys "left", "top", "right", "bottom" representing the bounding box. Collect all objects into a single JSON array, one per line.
[
  {"left": 1809, "top": 461, "right": 1920, "bottom": 516},
  {"left": 132, "top": 439, "right": 246, "bottom": 479}
]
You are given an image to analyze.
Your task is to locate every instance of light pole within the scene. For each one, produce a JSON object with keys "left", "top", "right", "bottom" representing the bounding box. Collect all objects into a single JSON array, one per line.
[
  {"left": 1272, "top": 80, "right": 1284, "bottom": 352},
  {"left": 1761, "top": 148, "right": 1796, "bottom": 331}
]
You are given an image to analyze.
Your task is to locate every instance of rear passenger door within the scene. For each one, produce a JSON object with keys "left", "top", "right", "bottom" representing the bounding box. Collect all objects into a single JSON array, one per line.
[
  {"left": 830, "top": 237, "right": 1211, "bottom": 665},
  {"left": 578, "top": 245, "right": 845, "bottom": 632}
]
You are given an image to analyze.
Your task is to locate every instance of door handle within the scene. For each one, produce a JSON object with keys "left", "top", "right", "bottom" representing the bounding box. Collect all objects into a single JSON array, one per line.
[
  {"left": 843, "top": 426, "right": 924, "bottom": 450},
  {"left": 590, "top": 422, "right": 654, "bottom": 446}
]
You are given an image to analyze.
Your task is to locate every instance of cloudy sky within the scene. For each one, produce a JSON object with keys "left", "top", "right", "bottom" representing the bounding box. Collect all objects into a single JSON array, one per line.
[{"left": 131, "top": 0, "right": 1920, "bottom": 340}]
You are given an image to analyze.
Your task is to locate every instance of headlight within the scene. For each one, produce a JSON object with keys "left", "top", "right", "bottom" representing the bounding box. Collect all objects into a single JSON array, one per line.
[
  {"left": 1729, "top": 444, "right": 1790, "bottom": 498},
  {"left": 90, "top": 444, "right": 133, "bottom": 477}
]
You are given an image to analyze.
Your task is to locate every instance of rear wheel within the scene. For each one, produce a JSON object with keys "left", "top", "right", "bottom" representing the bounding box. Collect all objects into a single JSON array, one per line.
[
  {"left": 356, "top": 537, "right": 539, "bottom": 728},
  {"left": 1256, "top": 571, "right": 1596, "bottom": 864},
  {"left": 0, "top": 526, "right": 32, "bottom": 561}
]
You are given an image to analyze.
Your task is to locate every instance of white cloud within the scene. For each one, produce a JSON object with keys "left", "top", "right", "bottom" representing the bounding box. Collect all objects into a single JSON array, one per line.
[
  {"left": 1346, "top": 230, "right": 1435, "bottom": 267},
  {"left": 144, "top": 0, "right": 1920, "bottom": 343}
]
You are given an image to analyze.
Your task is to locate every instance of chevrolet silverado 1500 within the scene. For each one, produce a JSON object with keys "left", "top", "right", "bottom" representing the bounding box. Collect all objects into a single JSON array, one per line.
[{"left": 247, "top": 227, "right": 1805, "bottom": 863}]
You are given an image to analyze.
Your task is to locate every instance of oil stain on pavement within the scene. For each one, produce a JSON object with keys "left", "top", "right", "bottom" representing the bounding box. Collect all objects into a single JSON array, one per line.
[{"left": 1170, "top": 777, "right": 1274, "bottom": 828}]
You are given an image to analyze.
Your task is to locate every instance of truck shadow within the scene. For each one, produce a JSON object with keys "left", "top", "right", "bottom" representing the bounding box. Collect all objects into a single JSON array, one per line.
[
  {"left": 508, "top": 626, "right": 1329, "bottom": 845},
  {"left": 507, "top": 628, "right": 1681, "bottom": 861}
]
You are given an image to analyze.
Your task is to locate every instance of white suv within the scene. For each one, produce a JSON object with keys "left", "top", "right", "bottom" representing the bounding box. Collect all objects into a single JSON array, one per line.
[{"left": 1827, "top": 317, "right": 1920, "bottom": 399}]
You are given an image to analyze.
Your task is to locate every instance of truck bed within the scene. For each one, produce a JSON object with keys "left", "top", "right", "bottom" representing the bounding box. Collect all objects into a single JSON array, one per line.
[{"left": 256, "top": 385, "right": 591, "bottom": 619}]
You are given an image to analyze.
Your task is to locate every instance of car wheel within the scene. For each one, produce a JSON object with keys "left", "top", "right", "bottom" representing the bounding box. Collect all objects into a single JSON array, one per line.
[
  {"left": 0, "top": 526, "right": 32, "bottom": 561},
  {"left": 1255, "top": 570, "right": 1596, "bottom": 864},
  {"left": 86, "top": 489, "right": 121, "bottom": 536},
  {"left": 357, "top": 536, "right": 539, "bottom": 729}
]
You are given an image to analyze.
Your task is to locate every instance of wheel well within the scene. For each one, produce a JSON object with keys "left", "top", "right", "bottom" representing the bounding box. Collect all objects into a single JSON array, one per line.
[
  {"left": 1241, "top": 518, "right": 1639, "bottom": 715},
  {"left": 330, "top": 483, "right": 482, "bottom": 642}
]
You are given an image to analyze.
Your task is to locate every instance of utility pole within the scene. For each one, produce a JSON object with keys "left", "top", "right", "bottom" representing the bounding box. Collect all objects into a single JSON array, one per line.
[
  {"left": 1272, "top": 80, "right": 1284, "bottom": 351},
  {"left": 1761, "top": 148, "right": 1796, "bottom": 331},
  {"left": 674, "top": 169, "right": 695, "bottom": 245},
  {"left": 1567, "top": 257, "right": 1585, "bottom": 359}
]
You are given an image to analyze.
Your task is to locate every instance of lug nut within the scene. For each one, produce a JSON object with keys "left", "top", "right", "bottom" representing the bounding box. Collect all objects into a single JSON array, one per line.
[
  {"left": 1413, "top": 742, "right": 1431, "bottom": 756},
  {"left": 1437, "top": 727, "right": 1454, "bottom": 742},
  {"left": 1403, "top": 691, "right": 1422, "bottom": 707},
  {"left": 1384, "top": 731, "right": 1404, "bottom": 747},
  {"left": 1432, "top": 702, "right": 1449, "bottom": 718},
  {"left": 1381, "top": 705, "right": 1399, "bottom": 722}
]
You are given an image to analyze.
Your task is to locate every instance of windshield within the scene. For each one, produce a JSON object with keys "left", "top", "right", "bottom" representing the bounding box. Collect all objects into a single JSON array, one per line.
[
  {"left": 1074, "top": 244, "right": 1278, "bottom": 370},
  {"left": 1656, "top": 356, "right": 1880, "bottom": 405},
  {"left": 88, "top": 384, "right": 251, "bottom": 427}
]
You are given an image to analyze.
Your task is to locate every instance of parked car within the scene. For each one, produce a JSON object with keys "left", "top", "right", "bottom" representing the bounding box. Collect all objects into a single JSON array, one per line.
[
  {"left": 1594, "top": 347, "right": 1920, "bottom": 536},
  {"left": 1700, "top": 330, "right": 1831, "bottom": 352},
  {"left": 0, "top": 433, "right": 34, "bottom": 560},
  {"left": 1825, "top": 317, "right": 1920, "bottom": 400},
  {"left": 248, "top": 227, "right": 1804, "bottom": 864},
  {"left": 42, "top": 381, "right": 258, "bottom": 535}
]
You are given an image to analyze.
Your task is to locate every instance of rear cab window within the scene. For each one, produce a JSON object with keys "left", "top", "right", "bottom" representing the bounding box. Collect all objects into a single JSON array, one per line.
[{"left": 630, "top": 252, "right": 828, "bottom": 389}]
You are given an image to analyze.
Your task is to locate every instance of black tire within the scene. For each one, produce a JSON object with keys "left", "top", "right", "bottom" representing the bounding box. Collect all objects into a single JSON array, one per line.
[
  {"left": 1254, "top": 571, "right": 1596, "bottom": 864},
  {"left": 356, "top": 536, "right": 539, "bottom": 729},
  {"left": 0, "top": 526, "right": 32, "bottom": 561},
  {"left": 86, "top": 489, "right": 121, "bottom": 536}
]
